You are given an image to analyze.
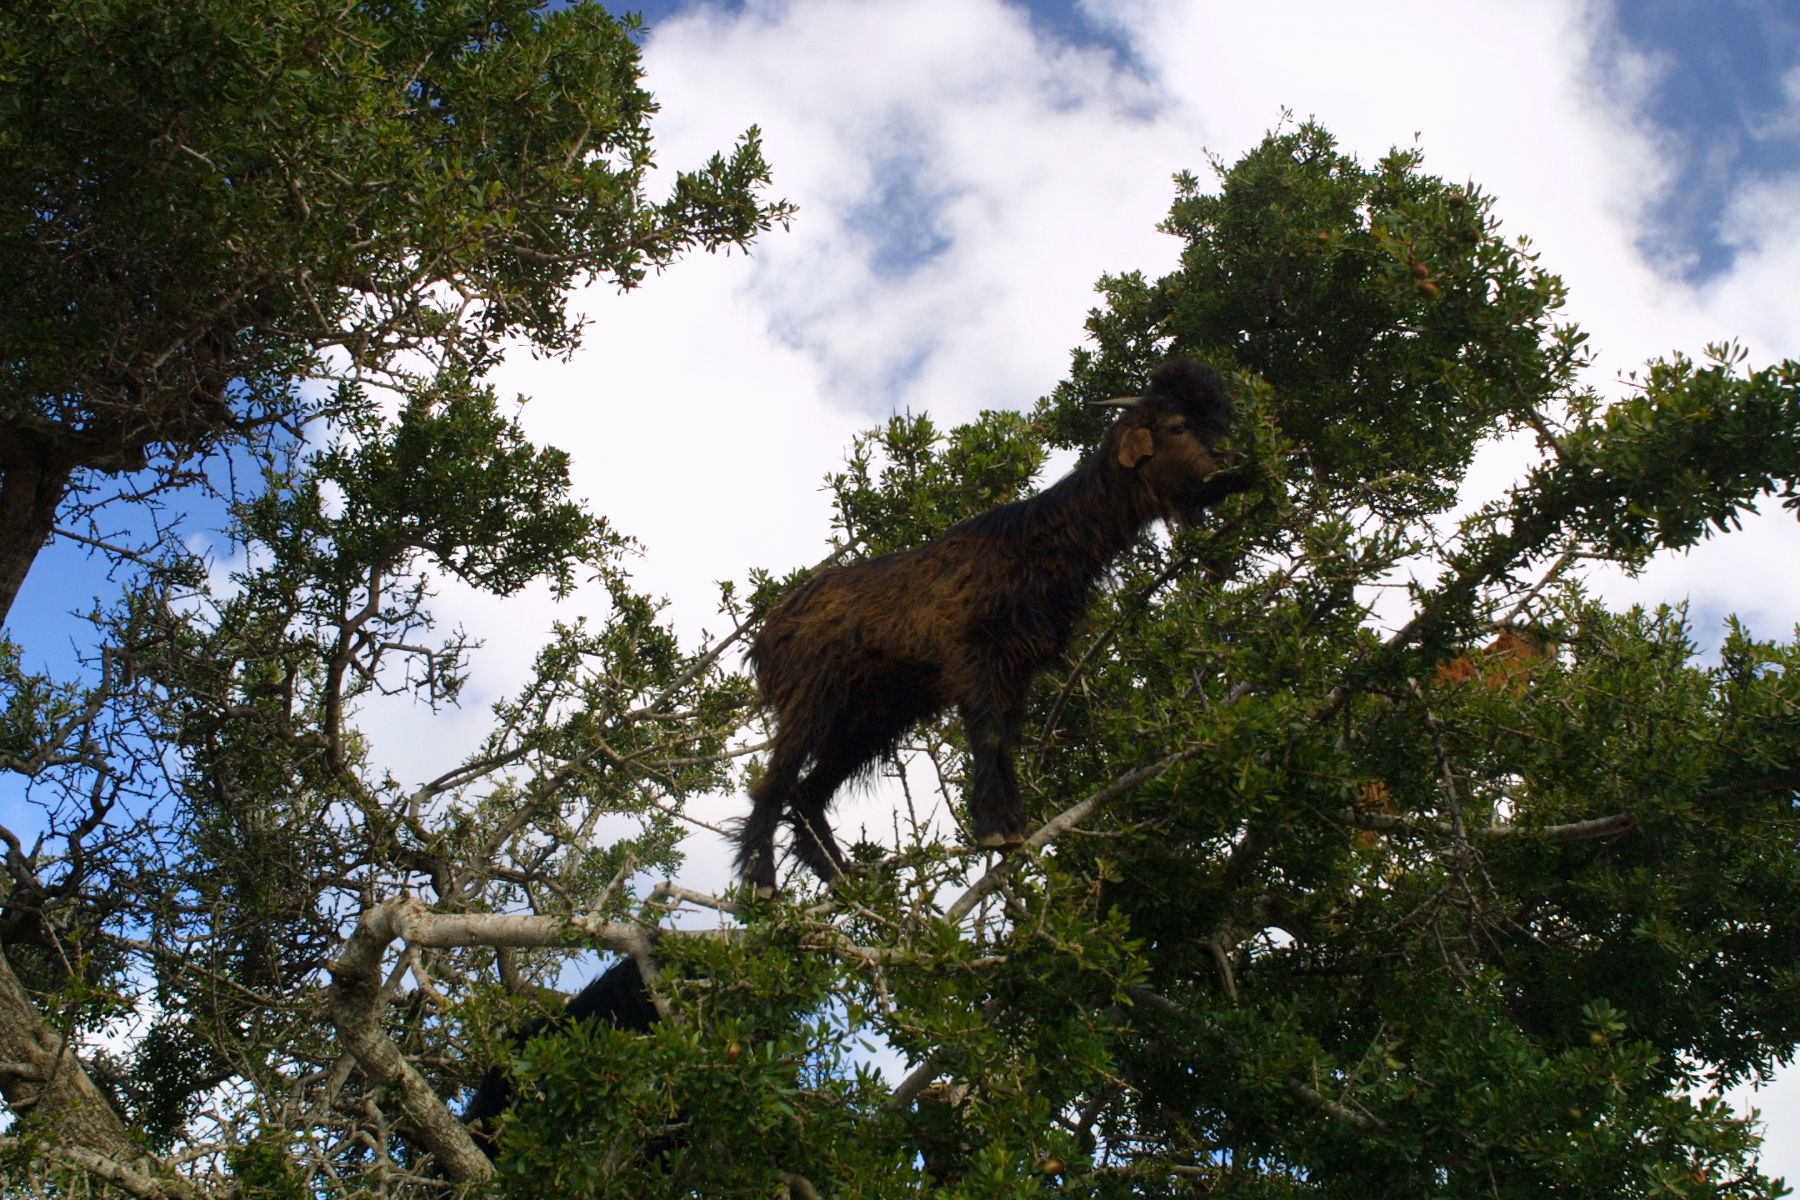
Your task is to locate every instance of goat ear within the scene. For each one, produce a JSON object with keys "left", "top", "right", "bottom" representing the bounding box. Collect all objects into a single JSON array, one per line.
[{"left": 1117, "top": 426, "right": 1155, "bottom": 469}]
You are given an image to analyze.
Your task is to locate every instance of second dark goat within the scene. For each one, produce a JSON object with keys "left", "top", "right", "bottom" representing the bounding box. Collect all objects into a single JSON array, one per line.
[
  {"left": 462, "top": 957, "right": 661, "bottom": 1161},
  {"left": 738, "top": 357, "right": 1251, "bottom": 891}
]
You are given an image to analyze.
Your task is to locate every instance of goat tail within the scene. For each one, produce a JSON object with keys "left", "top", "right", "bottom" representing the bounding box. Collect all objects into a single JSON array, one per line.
[{"left": 734, "top": 775, "right": 787, "bottom": 892}]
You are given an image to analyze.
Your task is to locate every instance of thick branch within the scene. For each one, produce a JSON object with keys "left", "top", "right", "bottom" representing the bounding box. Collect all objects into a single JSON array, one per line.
[
  {"left": 888, "top": 1052, "right": 945, "bottom": 1110},
  {"left": 326, "top": 900, "right": 496, "bottom": 1183},
  {"left": 1283, "top": 1077, "right": 1387, "bottom": 1133},
  {"left": 325, "top": 898, "right": 734, "bottom": 1180},
  {"left": 366, "top": 905, "right": 665, "bottom": 952}
]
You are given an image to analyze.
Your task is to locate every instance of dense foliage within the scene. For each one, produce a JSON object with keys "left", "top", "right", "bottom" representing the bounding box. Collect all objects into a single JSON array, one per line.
[
  {"left": 3, "top": 43, "right": 1799, "bottom": 1199},
  {"left": 0, "top": 0, "right": 790, "bottom": 619},
  {"left": 0, "top": 0, "right": 791, "bottom": 1190}
]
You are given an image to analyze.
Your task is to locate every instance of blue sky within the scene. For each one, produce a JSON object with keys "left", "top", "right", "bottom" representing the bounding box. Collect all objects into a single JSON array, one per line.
[{"left": 1611, "top": 0, "right": 1800, "bottom": 275}]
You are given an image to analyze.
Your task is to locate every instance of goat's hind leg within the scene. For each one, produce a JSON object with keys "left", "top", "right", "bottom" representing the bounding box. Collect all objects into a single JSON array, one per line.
[
  {"left": 740, "top": 739, "right": 806, "bottom": 893},
  {"left": 785, "top": 753, "right": 859, "bottom": 885},
  {"left": 786, "top": 709, "right": 903, "bottom": 885},
  {"left": 960, "top": 684, "right": 1029, "bottom": 850}
]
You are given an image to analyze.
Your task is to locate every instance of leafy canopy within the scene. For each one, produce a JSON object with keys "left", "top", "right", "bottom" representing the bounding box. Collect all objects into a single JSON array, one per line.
[
  {"left": 4, "top": 110, "right": 1800, "bottom": 1200},
  {"left": 0, "top": 0, "right": 791, "bottom": 619}
]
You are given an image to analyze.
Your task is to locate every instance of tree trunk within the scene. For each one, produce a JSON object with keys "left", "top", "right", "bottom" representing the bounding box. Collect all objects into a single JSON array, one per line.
[
  {"left": 0, "top": 949, "right": 146, "bottom": 1174},
  {"left": 0, "top": 450, "right": 72, "bottom": 629}
]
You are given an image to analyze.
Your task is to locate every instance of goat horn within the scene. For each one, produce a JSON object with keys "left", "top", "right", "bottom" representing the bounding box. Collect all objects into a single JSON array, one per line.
[{"left": 1088, "top": 395, "right": 1144, "bottom": 409}]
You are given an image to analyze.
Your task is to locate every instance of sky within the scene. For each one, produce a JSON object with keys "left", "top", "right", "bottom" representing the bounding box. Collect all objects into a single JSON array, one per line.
[{"left": 5, "top": 0, "right": 1800, "bottom": 1176}]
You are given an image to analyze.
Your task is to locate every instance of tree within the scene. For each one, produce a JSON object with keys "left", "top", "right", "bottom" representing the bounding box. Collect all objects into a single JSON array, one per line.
[
  {"left": 0, "top": 0, "right": 791, "bottom": 623},
  {"left": 5, "top": 110, "right": 1800, "bottom": 1198},
  {"left": 0, "top": 0, "right": 789, "bottom": 1189}
]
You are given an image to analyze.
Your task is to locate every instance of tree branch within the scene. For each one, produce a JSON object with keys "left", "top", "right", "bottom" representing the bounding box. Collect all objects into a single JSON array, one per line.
[
  {"left": 887, "top": 1052, "right": 944, "bottom": 1110},
  {"left": 326, "top": 899, "right": 495, "bottom": 1183},
  {"left": 1341, "top": 809, "right": 1637, "bottom": 842},
  {"left": 945, "top": 747, "right": 1202, "bottom": 923},
  {"left": 0, "top": 1137, "right": 201, "bottom": 1200},
  {"left": 325, "top": 897, "right": 744, "bottom": 1179}
]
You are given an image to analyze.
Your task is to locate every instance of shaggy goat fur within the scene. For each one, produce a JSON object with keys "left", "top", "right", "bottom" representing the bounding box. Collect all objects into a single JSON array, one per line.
[{"left": 738, "top": 358, "right": 1249, "bottom": 891}]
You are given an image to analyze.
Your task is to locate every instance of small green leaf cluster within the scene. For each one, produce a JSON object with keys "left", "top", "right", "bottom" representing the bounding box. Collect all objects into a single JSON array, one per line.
[{"left": 829, "top": 409, "right": 1048, "bottom": 556}]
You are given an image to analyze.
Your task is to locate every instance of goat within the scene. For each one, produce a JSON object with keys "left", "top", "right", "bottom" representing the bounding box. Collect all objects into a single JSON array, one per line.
[
  {"left": 463, "top": 957, "right": 660, "bottom": 1159},
  {"left": 738, "top": 357, "right": 1251, "bottom": 891}
]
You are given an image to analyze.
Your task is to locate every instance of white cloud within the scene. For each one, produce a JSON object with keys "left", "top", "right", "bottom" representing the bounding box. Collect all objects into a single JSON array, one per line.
[
  {"left": 1706, "top": 168, "right": 1800, "bottom": 359},
  {"left": 1102, "top": 0, "right": 1729, "bottom": 374},
  {"left": 640, "top": 0, "right": 1190, "bottom": 416}
]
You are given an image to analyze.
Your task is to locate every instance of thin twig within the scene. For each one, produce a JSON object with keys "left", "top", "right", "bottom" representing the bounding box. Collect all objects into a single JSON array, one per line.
[
  {"left": 1340, "top": 809, "right": 1636, "bottom": 842},
  {"left": 945, "top": 747, "right": 1201, "bottom": 923}
]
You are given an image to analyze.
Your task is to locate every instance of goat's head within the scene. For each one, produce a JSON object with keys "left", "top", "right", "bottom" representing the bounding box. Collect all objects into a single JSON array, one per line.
[{"left": 1093, "top": 357, "right": 1247, "bottom": 522}]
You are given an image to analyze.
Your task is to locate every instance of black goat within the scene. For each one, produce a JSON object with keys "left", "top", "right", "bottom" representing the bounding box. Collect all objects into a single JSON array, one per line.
[
  {"left": 738, "top": 357, "right": 1250, "bottom": 891},
  {"left": 463, "top": 957, "right": 660, "bottom": 1159}
]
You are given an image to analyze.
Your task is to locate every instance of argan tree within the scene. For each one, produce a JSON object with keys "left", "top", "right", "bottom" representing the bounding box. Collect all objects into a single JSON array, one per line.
[
  {"left": 4, "top": 94, "right": 1800, "bottom": 1200},
  {"left": 0, "top": 0, "right": 790, "bottom": 622},
  {"left": 0, "top": 0, "right": 790, "bottom": 1190}
]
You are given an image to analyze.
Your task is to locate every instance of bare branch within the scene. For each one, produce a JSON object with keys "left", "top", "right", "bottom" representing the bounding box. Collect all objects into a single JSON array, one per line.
[
  {"left": 0, "top": 1138, "right": 202, "bottom": 1200},
  {"left": 326, "top": 899, "right": 495, "bottom": 1183},
  {"left": 1341, "top": 809, "right": 1637, "bottom": 842},
  {"left": 51, "top": 526, "right": 172, "bottom": 570},
  {"left": 1283, "top": 1077, "right": 1387, "bottom": 1133},
  {"left": 325, "top": 895, "right": 751, "bottom": 1178},
  {"left": 945, "top": 747, "right": 1201, "bottom": 923},
  {"left": 887, "top": 1053, "right": 944, "bottom": 1110},
  {"left": 646, "top": 880, "right": 743, "bottom": 917}
]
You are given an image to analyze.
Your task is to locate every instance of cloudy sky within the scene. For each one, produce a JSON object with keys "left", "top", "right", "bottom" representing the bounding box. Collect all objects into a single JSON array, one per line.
[
  {"left": 478, "top": 0, "right": 1800, "bottom": 654},
  {"left": 6, "top": 0, "right": 1799, "bottom": 1172}
]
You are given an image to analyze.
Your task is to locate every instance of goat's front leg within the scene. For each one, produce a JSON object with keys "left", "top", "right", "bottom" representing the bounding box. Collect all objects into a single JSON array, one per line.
[{"left": 960, "top": 686, "right": 1028, "bottom": 849}]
